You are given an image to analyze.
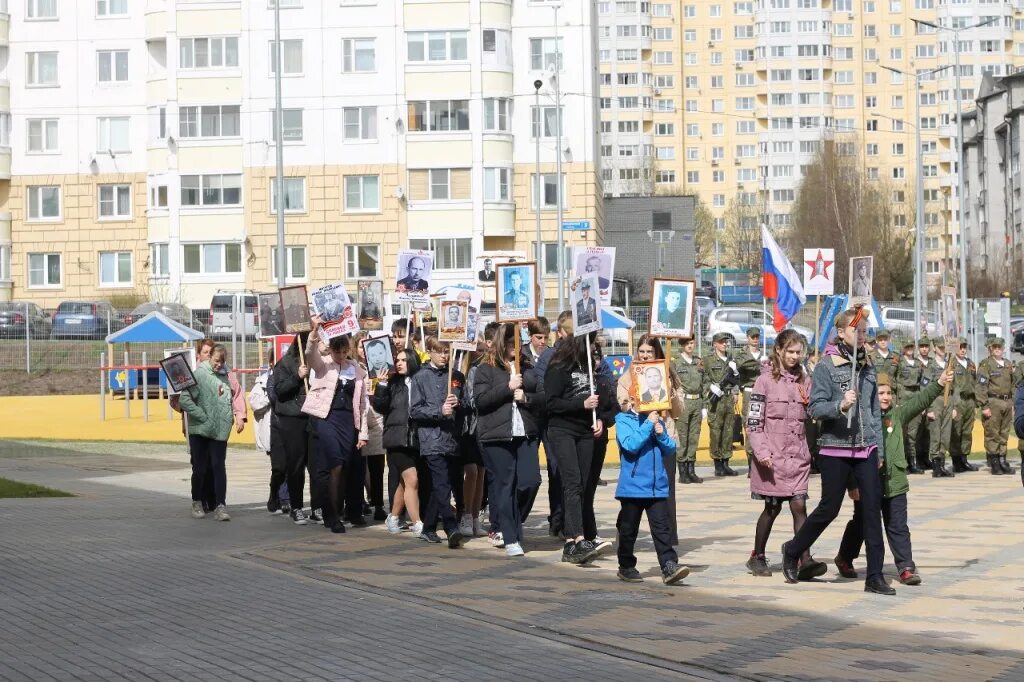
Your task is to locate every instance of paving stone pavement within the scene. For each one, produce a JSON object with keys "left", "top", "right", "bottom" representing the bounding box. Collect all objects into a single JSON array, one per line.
[{"left": 2, "top": 439, "right": 1023, "bottom": 681}]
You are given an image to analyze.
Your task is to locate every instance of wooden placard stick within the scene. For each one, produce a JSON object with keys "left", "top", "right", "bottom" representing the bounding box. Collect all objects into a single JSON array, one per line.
[
  {"left": 447, "top": 345, "right": 455, "bottom": 394},
  {"left": 846, "top": 304, "right": 866, "bottom": 428},
  {"left": 943, "top": 352, "right": 954, "bottom": 407},
  {"left": 514, "top": 327, "right": 522, "bottom": 376},
  {"left": 297, "top": 333, "right": 309, "bottom": 391}
]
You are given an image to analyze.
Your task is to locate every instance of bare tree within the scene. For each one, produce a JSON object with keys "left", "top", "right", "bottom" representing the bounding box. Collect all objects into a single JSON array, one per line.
[
  {"left": 654, "top": 182, "right": 716, "bottom": 268},
  {"left": 721, "top": 197, "right": 762, "bottom": 271},
  {"left": 790, "top": 138, "right": 914, "bottom": 301}
]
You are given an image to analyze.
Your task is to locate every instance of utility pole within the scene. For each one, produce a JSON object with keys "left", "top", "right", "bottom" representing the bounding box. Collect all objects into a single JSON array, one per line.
[{"left": 274, "top": 0, "right": 286, "bottom": 289}]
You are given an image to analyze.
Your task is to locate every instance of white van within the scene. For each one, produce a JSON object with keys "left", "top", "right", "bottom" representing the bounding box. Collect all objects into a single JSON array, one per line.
[
  {"left": 209, "top": 290, "right": 259, "bottom": 339},
  {"left": 879, "top": 306, "right": 939, "bottom": 339}
]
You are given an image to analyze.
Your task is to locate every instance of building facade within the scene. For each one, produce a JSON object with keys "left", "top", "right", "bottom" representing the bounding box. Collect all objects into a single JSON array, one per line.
[
  {"left": 603, "top": 195, "right": 696, "bottom": 295},
  {"left": 1, "top": 0, "right": 602, "bottom": 309},
  {"left": 597, "top": 0, "right": 1024, "bottom": 286}
]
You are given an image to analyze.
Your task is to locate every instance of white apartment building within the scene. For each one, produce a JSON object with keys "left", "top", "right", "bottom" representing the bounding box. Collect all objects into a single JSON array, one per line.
[{"left": 0, "top": 0, "right": 602, "bottom": 309}]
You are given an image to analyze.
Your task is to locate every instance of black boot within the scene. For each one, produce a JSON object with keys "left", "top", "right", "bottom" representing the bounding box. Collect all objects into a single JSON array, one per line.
[
  {"left": 951, "top": 455, "right": 968, "bottom": 473},
  {"left": 689, "top": 461, "right": 704, "bottom": 484},
  {"left": 939, "top": 456, "right": 954, "bottom": 477},
  {"left": 714, "top": 459, "right": 725, "bottom": 477},
  {"left": 678, "top": 461, "right": 689, "bottom": 484},
  {"left": 930, "top": 458, "right": 942, "bottom": 478},
  {"left": 1000, "top": 455, "right": 1016, "bottom": 475},
  {"left": 722, "top": 458, "right": 739, "bottom": 476},
  {"left": 988, "top": 455, "right": 1004, "bottom": 475},
  {"left": 962, "top": 456, "right": 979, "bottom": 471},
  {"left": 906, "top": 457, "right": 923, "bottom": 475}
]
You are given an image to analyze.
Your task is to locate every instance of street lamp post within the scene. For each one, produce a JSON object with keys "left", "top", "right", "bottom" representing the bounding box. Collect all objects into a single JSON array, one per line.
[
  {"left": 534, "top": 79, "right": 544, "bottom": 302},
  {"left": 273, "top": 0, "right": 286, "bottom": 289},
  {"left": 552, "top": 3, "right": 565, "bottom": 313},
  {"left": 912, "top": 16, "right": 998, "bottom": 337}
]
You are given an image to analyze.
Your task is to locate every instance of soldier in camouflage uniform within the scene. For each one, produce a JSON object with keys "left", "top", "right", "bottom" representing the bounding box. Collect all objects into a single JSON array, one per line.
[
  {"left": 924, "top": 338, "right": 955, "bottom": 477},
  {"left": 869, "top": 329, "right": 900, "bottom": 379},
  {"left": 949, "top": 337, "right": 979, "bottom": 472},
  {"left": 977, "top": 337, "right": 1016, "bottom": 475},
  {"left": 674, "top": 336, "right": 705, "bottom": 484},
  {"left": 703, "top": 332, "right": 740, "bottom": 477},
  {"left": 735, "top": 327, "right": 769, "bottom": 477},
  {"left": 895, "top": 337, "right": 926, "bottom": 474}
]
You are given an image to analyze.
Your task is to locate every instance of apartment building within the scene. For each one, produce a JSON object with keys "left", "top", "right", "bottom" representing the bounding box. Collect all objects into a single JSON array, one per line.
[
  {"left": 598, "top": 0, "right": 1024, "bottom": 286},
  {"left": 0, "top": 0, "right": 601, "bottom": 309}
]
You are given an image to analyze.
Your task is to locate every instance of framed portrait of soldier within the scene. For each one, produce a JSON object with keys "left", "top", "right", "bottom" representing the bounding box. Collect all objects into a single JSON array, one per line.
[
  {"left": 649, "top": 277, "right": 696, "bottom": 339},
  {"left": 356, "top": 280, "right": 384, "bottom": 331},
  {"left": 395, "top": 249, "right": 433, "bottom": 301},
  {"left": 258, "top": 292, "right": 285, "bottom": 338},
  {"left": 496, "top": 261, "right": 538, "bottom": 322},
  {"left": 849, "top": 256, "right": 873, "bottom": 307},
  {"left": 630, "top": 359, "right": 671, "bottom": 412},
  {"left": 572, "top": 246, "right": 615, "bottom": 304},
  {"left": 279, "top": 285, "right": 312, "bottom": 333},
  {"left": 941, "top": 286, "right": 958, "bottom": 344},
  {"left": 438, "top": 300, "right": 469, "bottom": 343},
  {"left": 361, "top": 335, "right": 396, "bottom": 381},
  {"left": 571, "top": 274, "right": 602, "bottom": 337},
  {"left": 160, "top": 351, "right": 197, "bottom": 395}
]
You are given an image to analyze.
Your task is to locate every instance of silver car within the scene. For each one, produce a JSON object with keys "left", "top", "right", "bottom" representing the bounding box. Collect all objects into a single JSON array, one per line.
[{"left": 704, "top": 307, "right": 814, "bottom": 347}]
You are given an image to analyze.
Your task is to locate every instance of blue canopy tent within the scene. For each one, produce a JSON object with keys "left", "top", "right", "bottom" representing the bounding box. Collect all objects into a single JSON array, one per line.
[
  {"left": 815, "top": 295, "right": 885, "bottom": 354},
  {"left": 104, "top": 311, "right": 205, "bottom": 395}
]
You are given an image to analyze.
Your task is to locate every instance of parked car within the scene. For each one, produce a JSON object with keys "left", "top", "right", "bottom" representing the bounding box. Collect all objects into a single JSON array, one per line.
[
  {"left": 0, "top": 302, "right": 53, "bottom": 339},
  {"left": 879, "top": 306, "right": 939, "bottom": 339},
  {"left": 208, "top": 291, "right": 259, "bottom": 339},
  {"left": 703, "top": 306, "right": 814, "bottom": 347},
  {"left": 1013, "top": 328, "right": 1024, "bottom": 353},
  {"left": 696, "top": 280, "right": 718, "bottom": 302},
  {"left": 51, "top": 300, "right": 125, "bottom": 339},
  {"left": 695, "top": 296, "right": 715, "bottom": 333},
  {"left": 1007, "top": 316, "right": 1024, "bottom": 337},
  {"left": 125, "top": 302, "right": 204, "bottom": 334}
]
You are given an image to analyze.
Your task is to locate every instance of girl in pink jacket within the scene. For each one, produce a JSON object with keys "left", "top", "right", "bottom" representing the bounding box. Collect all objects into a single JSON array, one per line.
[
  {"left": 745, "top": 329, "right": 824, "bottom": 579},
  {"left": 302, "top": 316, "right": 369, "bottom": 533}
]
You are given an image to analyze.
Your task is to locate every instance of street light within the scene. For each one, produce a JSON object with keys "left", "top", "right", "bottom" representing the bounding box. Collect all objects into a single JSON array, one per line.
[
  {"left": 534, "top": 79, "right": 544, "bottom": 303},
  {"left": 912, "top": 15, "right": 999, "bottom": 337},
  {"left": 551, "top": 2, "right": 566, "bottom": 313},
  {"left": 877, "top": 63, "right": 952, "bottom": 350},
  {"left": 273, "top": 0, "right": 286, "bottom": 289}
]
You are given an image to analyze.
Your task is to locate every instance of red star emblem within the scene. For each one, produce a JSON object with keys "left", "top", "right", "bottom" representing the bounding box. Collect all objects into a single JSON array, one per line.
[{"left": 806, "top": 250, "right": 833, "bottom": 280}]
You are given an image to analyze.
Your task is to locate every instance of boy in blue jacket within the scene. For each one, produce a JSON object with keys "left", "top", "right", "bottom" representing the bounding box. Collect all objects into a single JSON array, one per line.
[{"left": 615, "top": 409, "right": 690, "bottom": 585}]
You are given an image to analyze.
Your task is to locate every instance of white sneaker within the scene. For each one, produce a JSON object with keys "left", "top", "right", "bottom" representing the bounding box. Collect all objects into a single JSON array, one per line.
[
  {"left": 213, "top": 504, "right": 230, "bottom": 522},
  {"left": 410, "top": 521, "right": 424, "bottom": 537},
  {"left": 191, "top": 501, "right": 205, "bottom": 519},
  {"left": 473, "top": 517, "right": 483, "bottom": 537},
  {"left": 593, "top": 539, "right": 613, "bottom": 557},
  {"left": 459, "top": 513, "right": 474, "bottom": 538},
  {"left": 490, "top": 531, "right": 504, "bottom": 548},
  {"left": 505, "top": 542, "right": 525, "bottom": 557},
  {"left": 385, "top": 514, "right": 402, "bottom": 534}
]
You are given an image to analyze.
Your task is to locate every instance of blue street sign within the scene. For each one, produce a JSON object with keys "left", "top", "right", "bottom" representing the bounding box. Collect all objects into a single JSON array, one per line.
[{"left": 561, "top": 220, "right": 591, "bottom": 231}]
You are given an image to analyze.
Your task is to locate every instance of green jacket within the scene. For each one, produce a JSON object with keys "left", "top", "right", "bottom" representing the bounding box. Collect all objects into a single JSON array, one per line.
[
  {"left": 881, "top": 380, "right": 943, "bottom": 498},
  {"left": 179, "top": 362, "right": 234, "bottom": 441}
]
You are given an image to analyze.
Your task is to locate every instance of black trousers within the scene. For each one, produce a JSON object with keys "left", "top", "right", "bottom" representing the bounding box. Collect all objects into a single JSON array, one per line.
[
  {"left": 306, "top": 425, "right": 324, "bottom": 512},
  {"left": 785, "top": 451, "right": 885, "bottom": 580},
  {"left": 518, "top": 439, "right": 542, "bottom": 521},
  {"left": 543, "top": 434, "right": 564, "bottom": 532},
  {"left": 547, "top": 426, "right": 595, "bottom": 540},
  {"left": 662, "top": 451, "right": 678, "bottom": 546},
  {"left": 481, "top": 439, "right": 542, "bottom": 546},
  {"left": 838, "top": 492, "right": 915, "bottom": 571},
  {"left": 616, "top": 498, "right": 678, "bottom": 570},
  {"left": 366, "top": 454, "right": 385, "bottom": 508},
  {"left": 583, "top": 437, "right": 609, "bottom": 541},
  {"left": 343, "top": 453, "right": 366, "bottom": 521},
  {"left": 270, "top": 415, "right": 308, "bottom": 510},
  {"left": 189, "top": 435, "right": 227, "bottom": 507},
  {"left": 479, "top": 441, "right": 499, "bottom": 532},
  {"left": 422, "top": 452, "right": 458, "bottom": 534},
  {"left": 190, "top": 451, "right": 217, "bottom": 511}
]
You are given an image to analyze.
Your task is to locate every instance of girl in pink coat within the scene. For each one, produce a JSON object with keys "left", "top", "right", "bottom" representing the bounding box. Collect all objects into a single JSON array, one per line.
[{"left": 745, "top": 329, "right": 824, "bottom": 579}]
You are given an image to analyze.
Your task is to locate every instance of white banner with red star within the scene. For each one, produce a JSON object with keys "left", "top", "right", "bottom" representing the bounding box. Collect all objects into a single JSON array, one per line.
[{"left": 802, "top": 248, "right": 835, "bottom": 296}]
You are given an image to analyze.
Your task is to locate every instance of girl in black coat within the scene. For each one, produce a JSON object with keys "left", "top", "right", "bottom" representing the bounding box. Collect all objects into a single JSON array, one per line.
[
  {"left": 473, "top": 324, "right": 543, "bottom": 557},
  {"left": 372, "top": 347, "right": 424, "bottom": 537}
]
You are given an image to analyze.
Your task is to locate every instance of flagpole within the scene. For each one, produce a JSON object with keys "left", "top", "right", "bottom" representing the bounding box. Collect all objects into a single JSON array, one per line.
[{"left": 762, "top": 296, "right": 768, "bottom": 355}]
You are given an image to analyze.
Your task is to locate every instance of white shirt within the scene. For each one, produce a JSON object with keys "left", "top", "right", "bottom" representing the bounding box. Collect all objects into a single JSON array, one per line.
[
  {"left": 681, "top": 354, "right": 694, "bottom": 364},
  {"left": 956, "top": 357, "right": 968, "bottom": 368},
  {"left": 996, "top": 359, "right": 1006, "bottom": 368}
]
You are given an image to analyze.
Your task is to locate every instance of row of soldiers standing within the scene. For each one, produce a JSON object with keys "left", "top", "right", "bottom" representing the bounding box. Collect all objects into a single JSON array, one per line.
[{"left": 668, "top": 326, "right": 1019, "bottom": 479}]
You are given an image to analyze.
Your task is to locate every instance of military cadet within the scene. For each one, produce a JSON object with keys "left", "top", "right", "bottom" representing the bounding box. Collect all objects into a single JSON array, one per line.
[
  {"left": 869, "top": 330, "right": 900, "bottom": 379},
  {"left": 924, "top": 338, "right": 955, "bottom": 477},
  {"left": 703, "top": 332, "right": 741, "bottom": 477},
  {"left": 674, "top": 336, "right": 705, "bottom": 484},
  {"left": 735, "top": 327, "right": 769, "bottom": 476},
  {"left": 949, "top": 337, "right": 979, "bottom": 472},
  {"left": 977, "top": 337, "right": 1016, "bottom": 475},
  {"left": 895, "top": 338, "right": 926, "bottom": 474}
]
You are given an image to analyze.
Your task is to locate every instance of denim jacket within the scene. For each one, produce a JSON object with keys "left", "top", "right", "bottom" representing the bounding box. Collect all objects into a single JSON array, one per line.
[{"left": 808, "top": 350, "right": 883, "bottom": 460}]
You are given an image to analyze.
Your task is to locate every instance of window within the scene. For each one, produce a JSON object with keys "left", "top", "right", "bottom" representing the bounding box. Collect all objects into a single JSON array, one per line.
[
  {"left": 656, "top": 147, "right": 675, "bottom": 160},
  {"left": 27, "top": 118, "right": 58, "bottom": 153},
  {"left": 531, "top": 106, "right": 563, "bottom": 138},
  {"left": 343, "top": 107, "right": 376, "bottom": 140},
  {"left": 179, "top": 105, "right": 240, "bottom": 139},
  {"left": 27, "top": 52, "right": 58, "bottom": 86},
  {"left": 149, "top": 106, "right": 167, "bottom": 142},
  {"left": 342, "top": 38, "right": 375, "bottom": 72},
  {"left": 654, "top": 51, "right": 673, "bottom": 65},
  {"left": 344, "top": 175, "right": 380, "bottom": 211},
  {"left": 97, "top": 50, "right": 129, "bottom": 83},
  {"left": 180, "top": 174, "right": 242, "bottom": 207},
  {"left": 99, "top": 252, "right": 132, "bottom": 287},
  {"left": 529, "top": 37, "right": 563, "bottom": 70},
  {"left": 28, "top": 253, "right": 61, "bottom": 288},
  {"left": 149, "top": 183, "right": 168, "bottom": 209},
  {"left": 619, "top": 121, "right": 639, "bottom": 133},
  {"left": 531, "top": 173, "right": 566, "bottom": 210},
  {"left": 270, "top": 177, "right": 306, "bottom": 213},
  {"left": 272, "top": 108, "right": 303, "bottom": 142},
  {"left": 736, "top": 121, "right": 755, "bottom": 134},
  {"left": 407, "top": 31, "right": 468, "bottom": 63},
  {"left": 539, "top": 243, "right": 571, "bottom": 277},
  {"left": 96, "top": 0, "right": 128, "bottom": 17},
  {"left": 483, "top": 99, "right": 511, "bottom": 132},
  {"left": 655, "top": 123, "right": 674, "bottom": 136},
  {"left": 180, "top": 37, "right": 239, "bottom": 69},
  {"left": 345, "top": 245, "right": 380, "bottom": 279},
  {"left": 654, "top": 27, "right": 673, "bottom": 40},
  {"left": 27, "top": 186, "right": 61, "bottom": 221},
  {"left": 27, "top": 0, "right": 57, "bottom": 19},
  {"left": 182, "top": 243, "right": 242, "bottom": 275},
  {"left": 483, "top": 168, "right": 511, "bottom": 202},
  {"left": 270, "top": 246, "right": 307, "bottom": 282},
  {"left": 655, "top": 170, "right": 675, "bottom": 184},
  {"left": 269, "top": 39, "right": 303, "bottom": 75},
  {"left": 407, "top": 100, "right": 470, "bottom": 132},
  {"left": 150, "top": 243, "right": 169, "bottom": 278},
  {"left": 409, "top": 239, "right": 472, "bottom": 271},
  {"left": 99, "top": 184, "right": 131, "bottom": 219}
]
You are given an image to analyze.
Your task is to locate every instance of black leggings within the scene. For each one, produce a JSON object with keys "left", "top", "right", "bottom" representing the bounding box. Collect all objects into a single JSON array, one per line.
[
  {"left": 366, "top": 454, "right": 385, "bottom": 509},
  {"left": 547, "top": 426, "right": 595, "bottom": 540}
]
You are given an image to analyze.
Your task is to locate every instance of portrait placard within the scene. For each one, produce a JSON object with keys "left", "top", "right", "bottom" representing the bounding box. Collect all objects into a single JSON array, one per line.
[
  {"left": 280, "top": 285, "right": 312, "bottom": 334},
  {"left": 395, "top": 249, "right": 433, "bottom": 302},
  {"left": 495, "top": 261, "right": 538, "bottom": 322},
  {"left": 356, "top": 280, "right": 384, "bottom": 331},
  {"left": 438, "top": 300, "right": 469, "bottom": 343},
  {"left": 941, "top": 286, "right": 959, "bottom": 344},
  {"left": 311, "top": 282, "right": 359, "bottom": 339},
  {"left": 361, "top": 335, "right": 396, "bottom": 381},
  {"left": 258, "top": 292, "right": 285, "bottom": 338},
  {"left": 630, "top": 359, "right": 671, "bottom": 413},
  {"left": 572, "top": 246, "right": 615, "bottom": 305},
  {"left": 476, "top": 251, "right": 526, "bottom": 285},
  {"left": 849, "top": 256, "right": 873, "bottom": 308},
  {"left": 571, "top": 274, "right": 602, "bottom": 337},
  {"left": 649, "top": 278, "right": 696, "bottom": 339},
  {"left": 160, "top": 351, "right": 197, "bottom": 395}
]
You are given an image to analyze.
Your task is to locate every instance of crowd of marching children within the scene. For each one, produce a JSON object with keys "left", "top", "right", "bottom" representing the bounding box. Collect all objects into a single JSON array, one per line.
[{"left": 174, "top": 307, "right": 1024, "bottom": 593}]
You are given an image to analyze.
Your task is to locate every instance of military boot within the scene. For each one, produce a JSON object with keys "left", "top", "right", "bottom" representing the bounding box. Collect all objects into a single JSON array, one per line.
[
  {"left": 988, "top": 455, "right": 1004, "bottom": 475},
  {"left": 1000, "top": 455, "right": 1016, "bottom": 475},
  {"left": 677, "top": 461, "right": 689, "bottom": 484},
  {"left": 688, "top": 461, "right": 704, "bottom": 484},
  {"left": 906, "top": 457, "right": 923, "bottom": 475},
  {"left": 951, "top": 455, "right": 968, "bottom": 473},
  {"left": 937, "top": 456, "right": 954, "bottom": 477},
  {"left": 961, "top": 456, "right": 979, "bottom": 471},
  {"left": 714, "top": 459, "right": 725, "bottom": 477},
  {"left": 721, "top": 459, "right": 739, "bottom": 476},
  {"left": 930, "top": 458, "right": 943, "bottom": 478}
]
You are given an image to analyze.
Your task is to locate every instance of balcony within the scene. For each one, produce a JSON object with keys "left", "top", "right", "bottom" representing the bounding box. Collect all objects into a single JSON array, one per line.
[
  {"left": 145, "top": 4, "right": 167, "bottom": 42},
  {"left": 0, "top": 147, "right": 10, "bottom": 180},
  {"left": 0, "top": 11, "right": 9, "bottom": 47},
  {"left": 0, "top": 79, "right": 8, "bottom": 112},
  {"left": 0, "top": 212, "right": 10, "bottom": 243},
  {"left": 938, "top": 124, "right": 957, "bottom": 139}
]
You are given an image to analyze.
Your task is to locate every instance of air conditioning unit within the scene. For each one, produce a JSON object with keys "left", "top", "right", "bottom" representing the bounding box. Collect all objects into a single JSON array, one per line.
[
  {"left": 734, "top": 158, "right": 741, "bottom": 165},
  {"left": 712, "top": 159, "right": 719, "bottom": 166},
  {"left": 654, "top": 88, "right": 662, "bottom": 95}
]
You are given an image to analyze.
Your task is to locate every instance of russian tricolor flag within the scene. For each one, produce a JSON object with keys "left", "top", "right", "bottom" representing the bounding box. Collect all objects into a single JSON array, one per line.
[{"left": 761, "top": 225, "right": 806, "bottom": 332}]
